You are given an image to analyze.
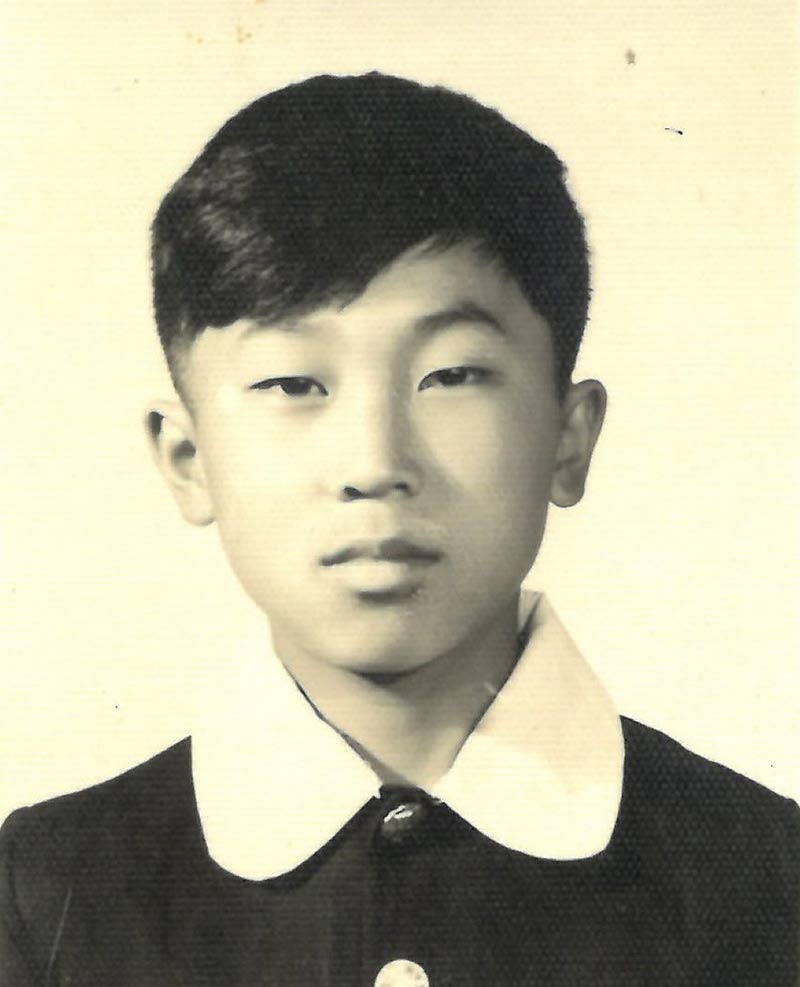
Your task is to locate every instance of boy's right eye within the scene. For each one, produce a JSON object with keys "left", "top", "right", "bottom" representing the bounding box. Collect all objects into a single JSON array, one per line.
[{"left": 249, "top": 376, "right": 328, "bottom": 398}]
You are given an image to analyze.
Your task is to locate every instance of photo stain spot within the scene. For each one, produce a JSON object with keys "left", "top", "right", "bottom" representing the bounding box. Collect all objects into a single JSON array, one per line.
[
  {"left": 665, "top": 126, "right": 684, "bottom": 135},
  {"left": 625, "top": 48, "right": 636, "bottom": 65}
]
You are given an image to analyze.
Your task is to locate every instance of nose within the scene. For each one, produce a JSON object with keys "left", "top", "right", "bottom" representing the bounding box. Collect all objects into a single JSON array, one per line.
[{"left": 329, "top": 390, "right": 422, "bottom": 502}]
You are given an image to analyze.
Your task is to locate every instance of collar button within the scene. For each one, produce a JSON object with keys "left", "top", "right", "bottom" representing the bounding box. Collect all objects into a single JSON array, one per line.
[{"left": 378, "top": 790, "right": 430, "bottom": 846}]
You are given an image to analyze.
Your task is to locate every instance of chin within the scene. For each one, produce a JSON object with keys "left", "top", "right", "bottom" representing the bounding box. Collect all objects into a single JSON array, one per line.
[
  {"left": 347, "top": 655, "right": 433, "bottom": 679},
  {"left": 266, "top": 584, "right": 463, "bottom": 675},
  {"left": 326, "top": 640, "right": 433, "bottom": 677},
  {"left": 314, "top": 623, "right": 440, "bottom": 678}
]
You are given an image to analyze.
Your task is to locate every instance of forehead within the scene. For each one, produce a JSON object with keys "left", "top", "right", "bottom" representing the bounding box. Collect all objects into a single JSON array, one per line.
[
  {"left": 261, "top": 243, "right": 546, "bottom": 341},
  {"left": 184, "top": 242, "right": 554, "bottom": 381}
]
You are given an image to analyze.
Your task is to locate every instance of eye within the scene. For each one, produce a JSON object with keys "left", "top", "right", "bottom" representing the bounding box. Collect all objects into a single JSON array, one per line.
[
  {"left": 418, "top": 366, "right": 491, "bottom": 390},
  {"left": 249, "top": 376, "right": 327, "bottom": 398}
]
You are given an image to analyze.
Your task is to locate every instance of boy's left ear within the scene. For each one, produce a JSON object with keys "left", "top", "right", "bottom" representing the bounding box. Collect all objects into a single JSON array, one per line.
[{"left": 550, "top": 379, "right": 607, "bottom": 508}]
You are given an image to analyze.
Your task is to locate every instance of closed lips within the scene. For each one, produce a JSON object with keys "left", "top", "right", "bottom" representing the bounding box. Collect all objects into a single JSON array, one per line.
[{"left": 321, "top": 538, "right": 441, "bottom": 566}]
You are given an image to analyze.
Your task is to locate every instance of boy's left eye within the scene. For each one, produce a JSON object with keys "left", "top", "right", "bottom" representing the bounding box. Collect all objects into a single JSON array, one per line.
[{"left": 418, "top": 366, "right": 491, "bottom": 390}]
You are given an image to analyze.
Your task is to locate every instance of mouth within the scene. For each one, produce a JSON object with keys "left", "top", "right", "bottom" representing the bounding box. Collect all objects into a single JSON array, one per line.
[
  {"left": 320, "top": 537, "right": 441, "bottom": 568},
  {"left": 320, "top": 537, "right": 442, "bottom": 596}
]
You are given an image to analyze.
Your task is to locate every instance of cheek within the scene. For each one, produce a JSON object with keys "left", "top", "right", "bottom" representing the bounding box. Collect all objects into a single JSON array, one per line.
[
  {"left": 196, "top": 420, "right": 306, "bottom": 549},
  {"left": 426, "top": 395, "right": 558, "bottom": 495},
  {"left": 432, "top": 400, "right": 558, "bottom": 568}
]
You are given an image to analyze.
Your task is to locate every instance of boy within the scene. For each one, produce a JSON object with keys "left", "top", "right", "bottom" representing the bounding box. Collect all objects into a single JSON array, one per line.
[{"left": 1, "top": 72, "right": 797, "bottom": 986}]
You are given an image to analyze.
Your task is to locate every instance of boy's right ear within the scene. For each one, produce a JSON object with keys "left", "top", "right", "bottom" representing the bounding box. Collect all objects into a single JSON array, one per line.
[{"left": 145, "top": 401, "right": 215, "bottom": 526}]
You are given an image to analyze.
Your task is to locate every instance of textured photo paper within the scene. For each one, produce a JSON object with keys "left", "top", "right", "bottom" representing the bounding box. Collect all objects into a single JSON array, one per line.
[{"left": 2, "top": 2, "right": 798, "bottom": 983}]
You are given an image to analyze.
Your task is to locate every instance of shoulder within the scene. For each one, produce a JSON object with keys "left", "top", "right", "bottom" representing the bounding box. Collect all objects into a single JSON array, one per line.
[
  {"left": 620, "top": 715, "right": 798, "bottom": 823},
  {"left": 608, "top": 720, "right": 799, "bottom": 980},
  {"left": 618, "top": 716, "right": 799, "bottom": 889},
  {"left": 1, "top": 738, "right": 194, "bottom": 900}
]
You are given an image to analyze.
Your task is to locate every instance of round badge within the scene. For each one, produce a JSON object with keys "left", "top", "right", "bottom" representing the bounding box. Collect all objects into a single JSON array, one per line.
[{"left": 374, "top": 958, "right": 430, "bottom": 987}]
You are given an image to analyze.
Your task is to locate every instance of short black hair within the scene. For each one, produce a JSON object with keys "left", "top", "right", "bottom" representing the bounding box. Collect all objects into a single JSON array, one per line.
[{"left": 152, "top": 72, "right": 590, "bottom": 398}]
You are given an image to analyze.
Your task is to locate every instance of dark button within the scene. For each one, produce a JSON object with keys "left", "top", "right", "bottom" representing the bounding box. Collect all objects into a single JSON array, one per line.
[{"left": 377, "top": 789, "right": 430, "bottom": 846}]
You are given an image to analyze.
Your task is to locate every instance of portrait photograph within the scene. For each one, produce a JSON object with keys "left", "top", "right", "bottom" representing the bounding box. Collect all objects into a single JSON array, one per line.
[{"left": 2, "top": 2, "right": 798, "bottom": 984}]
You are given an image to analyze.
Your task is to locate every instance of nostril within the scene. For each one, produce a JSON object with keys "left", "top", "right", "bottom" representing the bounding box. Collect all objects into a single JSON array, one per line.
[{"left": 340, "top": 478, "right": 414, "bottom": 501}]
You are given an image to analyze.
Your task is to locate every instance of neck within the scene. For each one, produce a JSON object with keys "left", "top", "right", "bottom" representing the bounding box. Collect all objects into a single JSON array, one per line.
[{"left": 274, "top": 596, "right": 521, "bottom": 789}]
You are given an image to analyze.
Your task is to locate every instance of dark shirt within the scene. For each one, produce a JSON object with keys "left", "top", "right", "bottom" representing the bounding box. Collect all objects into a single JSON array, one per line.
[{"left": 1, "top": 718, "right": 798, "bottom": 986}]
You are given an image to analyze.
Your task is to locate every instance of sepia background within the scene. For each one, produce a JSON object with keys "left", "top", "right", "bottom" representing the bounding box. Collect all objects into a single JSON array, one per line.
[{"left": 2, "top": 0, "right": 798, "bottom": 824}]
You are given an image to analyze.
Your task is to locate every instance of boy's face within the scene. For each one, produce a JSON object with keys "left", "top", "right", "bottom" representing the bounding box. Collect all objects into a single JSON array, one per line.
[{"left": 151, "top": 242, "right": 604, "bottom": 676}]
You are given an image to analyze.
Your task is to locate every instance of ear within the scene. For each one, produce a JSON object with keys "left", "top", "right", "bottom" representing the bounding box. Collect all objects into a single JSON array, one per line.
[
  {"left": 550, "top": 379, "right": 607, "bottom": 508},
  {"left": 145, "top": 400, "right": 215, "bottom": 526}
]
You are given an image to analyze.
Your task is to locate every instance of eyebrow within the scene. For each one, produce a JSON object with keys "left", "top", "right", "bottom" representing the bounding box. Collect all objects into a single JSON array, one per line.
[
  {"left": 240, "top": 317, "right": 302, "bottom": 338},
  {"left": 412, "top": 301, "right": 506, "bottom": 338}
]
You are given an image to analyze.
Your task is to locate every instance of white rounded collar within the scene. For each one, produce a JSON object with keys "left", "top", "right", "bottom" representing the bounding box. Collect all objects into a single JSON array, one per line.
[{"left": 191, "top": 592, "right": 624, "bottom": 880}]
